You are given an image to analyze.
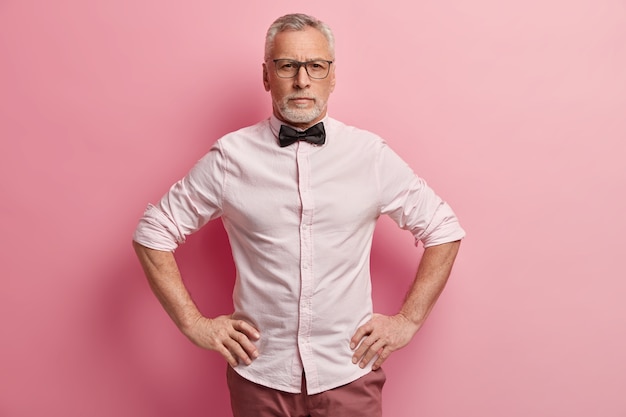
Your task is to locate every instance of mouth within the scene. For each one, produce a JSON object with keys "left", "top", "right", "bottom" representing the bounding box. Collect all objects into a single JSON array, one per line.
[{"left": 289, "top": 97, "right": 314, "bottom": 106}]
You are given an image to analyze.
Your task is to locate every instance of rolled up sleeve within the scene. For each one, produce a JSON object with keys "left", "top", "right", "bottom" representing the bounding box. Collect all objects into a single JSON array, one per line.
[
  {"left": 376, "top": 142, "right": 465, "bottom": 247},
  {"left": 132, "top": 143, "right": 226, "bottom": 251}
]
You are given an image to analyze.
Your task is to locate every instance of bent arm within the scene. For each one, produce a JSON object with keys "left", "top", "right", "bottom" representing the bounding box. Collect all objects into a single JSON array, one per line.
[
  {"left": 132, "top": 240, "right": 202, "bottom": 334},
  {"left": 351, "top": 240, "right": 461, "bottom": 369},
  {"left": 399, "top": 239, "right": 461, "bottom": 328},
  {"left": 132, "top": 240, "right": 260, "bottom": 366}
]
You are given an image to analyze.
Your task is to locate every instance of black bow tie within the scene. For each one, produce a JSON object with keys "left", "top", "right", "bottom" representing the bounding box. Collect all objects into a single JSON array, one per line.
[{"left": 278, "top": 123, "right": 326, "bottom": 147}]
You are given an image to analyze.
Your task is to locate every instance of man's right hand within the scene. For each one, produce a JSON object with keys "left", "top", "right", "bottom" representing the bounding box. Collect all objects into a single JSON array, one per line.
[
  {"left": 132, "top": 243, "right": 260, "bottom": 367},
  {"left": 184, "top": 315, "right": 261, "bottom": 367}
]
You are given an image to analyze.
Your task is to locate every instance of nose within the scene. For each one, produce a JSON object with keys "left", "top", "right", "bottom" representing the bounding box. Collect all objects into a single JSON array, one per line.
[{"left": 293, "top": 65, "right": 311, "bottom": 89}]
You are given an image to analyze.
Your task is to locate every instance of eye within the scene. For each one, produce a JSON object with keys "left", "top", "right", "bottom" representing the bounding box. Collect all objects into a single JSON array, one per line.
[{"left": 305, "top": 61, "right": 330, "bottom": 77}]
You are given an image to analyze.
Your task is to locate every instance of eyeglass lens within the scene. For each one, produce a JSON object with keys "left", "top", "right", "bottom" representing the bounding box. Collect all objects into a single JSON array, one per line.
[{"left": 274, "top": 60, "right": 331, "bottom": 79}]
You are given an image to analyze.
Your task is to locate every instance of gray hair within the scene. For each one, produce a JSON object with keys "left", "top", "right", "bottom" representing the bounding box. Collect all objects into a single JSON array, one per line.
[{"left": 264, "top": 13, "right": 335, "bottom": 61}]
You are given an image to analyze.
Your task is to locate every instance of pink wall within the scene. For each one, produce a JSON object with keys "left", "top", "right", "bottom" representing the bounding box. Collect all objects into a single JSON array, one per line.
[{"left": 2, "top": 1, "right": 625, "bottom": 416}]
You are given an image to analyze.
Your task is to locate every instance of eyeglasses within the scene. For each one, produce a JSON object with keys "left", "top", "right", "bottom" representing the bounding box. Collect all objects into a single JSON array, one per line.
[{"left": 272, "top": 59, "right": 334, "bottom": 79}]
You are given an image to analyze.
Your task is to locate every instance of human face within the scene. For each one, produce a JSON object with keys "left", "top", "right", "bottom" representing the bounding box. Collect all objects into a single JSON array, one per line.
[{"left": 263, "top": 27, "right": 336, "bottom": 129}]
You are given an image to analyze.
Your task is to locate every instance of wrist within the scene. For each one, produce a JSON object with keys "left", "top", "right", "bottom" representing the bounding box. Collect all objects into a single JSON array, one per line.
[
  {"left": 397, "top": 311, "right": 423, "bottom": 330},
  {"left": 179, "top": 310, "right": 206, "bottom": 337}
]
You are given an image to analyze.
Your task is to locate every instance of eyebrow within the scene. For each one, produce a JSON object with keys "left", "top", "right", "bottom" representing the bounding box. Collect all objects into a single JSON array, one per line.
[{"left": 274, "top": 58, "right": 333, "bottom": 64}]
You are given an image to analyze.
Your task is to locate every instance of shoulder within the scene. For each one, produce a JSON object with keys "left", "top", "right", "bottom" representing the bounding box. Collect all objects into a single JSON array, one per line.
[
  {"left": 202, "top": 118, "right": 276, "bottom": 159},
  {"left": 216, "top": 119, "right": 271, "bottom": 147},
  {"left": 326, "top": 117, "right": 388, "bottom": 151}
]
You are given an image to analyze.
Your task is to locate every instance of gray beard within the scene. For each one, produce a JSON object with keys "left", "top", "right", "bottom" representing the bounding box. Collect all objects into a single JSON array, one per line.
[{"left": 277, "top": 102, "right": 324, "bottom": 125}]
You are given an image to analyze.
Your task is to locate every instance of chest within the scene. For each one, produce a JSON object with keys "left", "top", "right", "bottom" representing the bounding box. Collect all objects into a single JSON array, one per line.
[{"left": 221, "top": 144, "right": 380, "bottom": 232}]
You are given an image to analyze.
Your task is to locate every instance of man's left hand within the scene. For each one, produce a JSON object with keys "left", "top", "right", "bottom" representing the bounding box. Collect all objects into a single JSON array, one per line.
[{"left": 350, "top": 313, "right": 419, "bottom": 370}]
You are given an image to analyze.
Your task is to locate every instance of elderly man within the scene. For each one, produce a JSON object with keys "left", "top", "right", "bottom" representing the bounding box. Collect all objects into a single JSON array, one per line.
[{"left": 133, "top": 13, "right": 464, "bottom": 417}]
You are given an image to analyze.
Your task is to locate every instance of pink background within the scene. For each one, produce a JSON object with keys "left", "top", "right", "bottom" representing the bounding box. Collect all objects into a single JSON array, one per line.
[{"left": 1, "top": 1, "right": 625, "bottom": 416}]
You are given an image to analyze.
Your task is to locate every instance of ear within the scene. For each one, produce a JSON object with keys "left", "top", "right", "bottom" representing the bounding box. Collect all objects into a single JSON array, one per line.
[
  {"left": 329, "top": 65, "right": 336, "bottom": 93},
  {"left": 262, "top": 63, "right": 271, "bottom": 91}
]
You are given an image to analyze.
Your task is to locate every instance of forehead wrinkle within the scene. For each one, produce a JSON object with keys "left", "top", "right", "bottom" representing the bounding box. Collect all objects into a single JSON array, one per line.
[
  {"left": 276, "top": 58, "right": 330, "bottom": 63},
  {"left": 270, "top": 28, "right": 333, "bottom": 62}
]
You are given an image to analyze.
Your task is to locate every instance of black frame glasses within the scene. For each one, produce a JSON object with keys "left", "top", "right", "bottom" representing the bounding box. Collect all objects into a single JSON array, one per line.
[{"left": 272, "top": 59, "right": 334, "bottom": 79}]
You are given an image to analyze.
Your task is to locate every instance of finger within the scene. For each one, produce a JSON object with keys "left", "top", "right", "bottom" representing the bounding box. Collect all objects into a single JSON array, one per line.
[
  {"left": 233, "top": 320, "right": 261, "bottom": 340},
  {"left": 352, "top": 334, "right": 382, "bottom": 368},
  {"left": 372, "top": 346, "right": 392, "bottom": 370},
  {"left": 352, "top": 334, "right": 376, "bottom": 365},
  {"left": 224, "top": 337, "right": 254, "bottom": 366},
  {"left": 350, "top": 322, "right": 372, "bottom": 350},
  {"left": 230, "top": 329, "right": 260, "bottom": 360},
  {"left": 215, "top": 344, "right": 240, "bottom": 367},
  {"left": 359, "top": 339, "right": 386, "bottom": 368}
]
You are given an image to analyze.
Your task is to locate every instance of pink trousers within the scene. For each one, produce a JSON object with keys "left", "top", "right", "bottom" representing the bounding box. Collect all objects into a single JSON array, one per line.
[{"left": 227, "top": 366, "right": 386, "bottom": 417}]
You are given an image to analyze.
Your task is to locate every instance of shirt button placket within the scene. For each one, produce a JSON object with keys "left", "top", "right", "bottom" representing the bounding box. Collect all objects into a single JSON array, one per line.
[{"left": 295, "top": 142, "right": 317, "bottom": 390}]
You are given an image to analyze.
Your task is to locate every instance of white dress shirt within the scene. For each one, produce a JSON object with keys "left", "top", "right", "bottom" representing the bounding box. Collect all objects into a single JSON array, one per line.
[{"left": 133, "top": 115, "right": 465, "bottom": 394}]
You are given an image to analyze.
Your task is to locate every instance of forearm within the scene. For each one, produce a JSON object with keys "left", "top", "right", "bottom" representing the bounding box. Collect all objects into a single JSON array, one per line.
[
  {"left": 399, "top": 240, "right": 461, "bottom": 328},
  {"left": 133, "top": 240, "right": 260, "bottom": 365},
  {"left": 132, "top": 240, "right": 202, "bottom": 335}
]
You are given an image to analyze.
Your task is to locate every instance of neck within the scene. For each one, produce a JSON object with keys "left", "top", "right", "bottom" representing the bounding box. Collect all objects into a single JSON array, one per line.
[{"left": 274, "top": 112, "right": 326, "bottom": 130}]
